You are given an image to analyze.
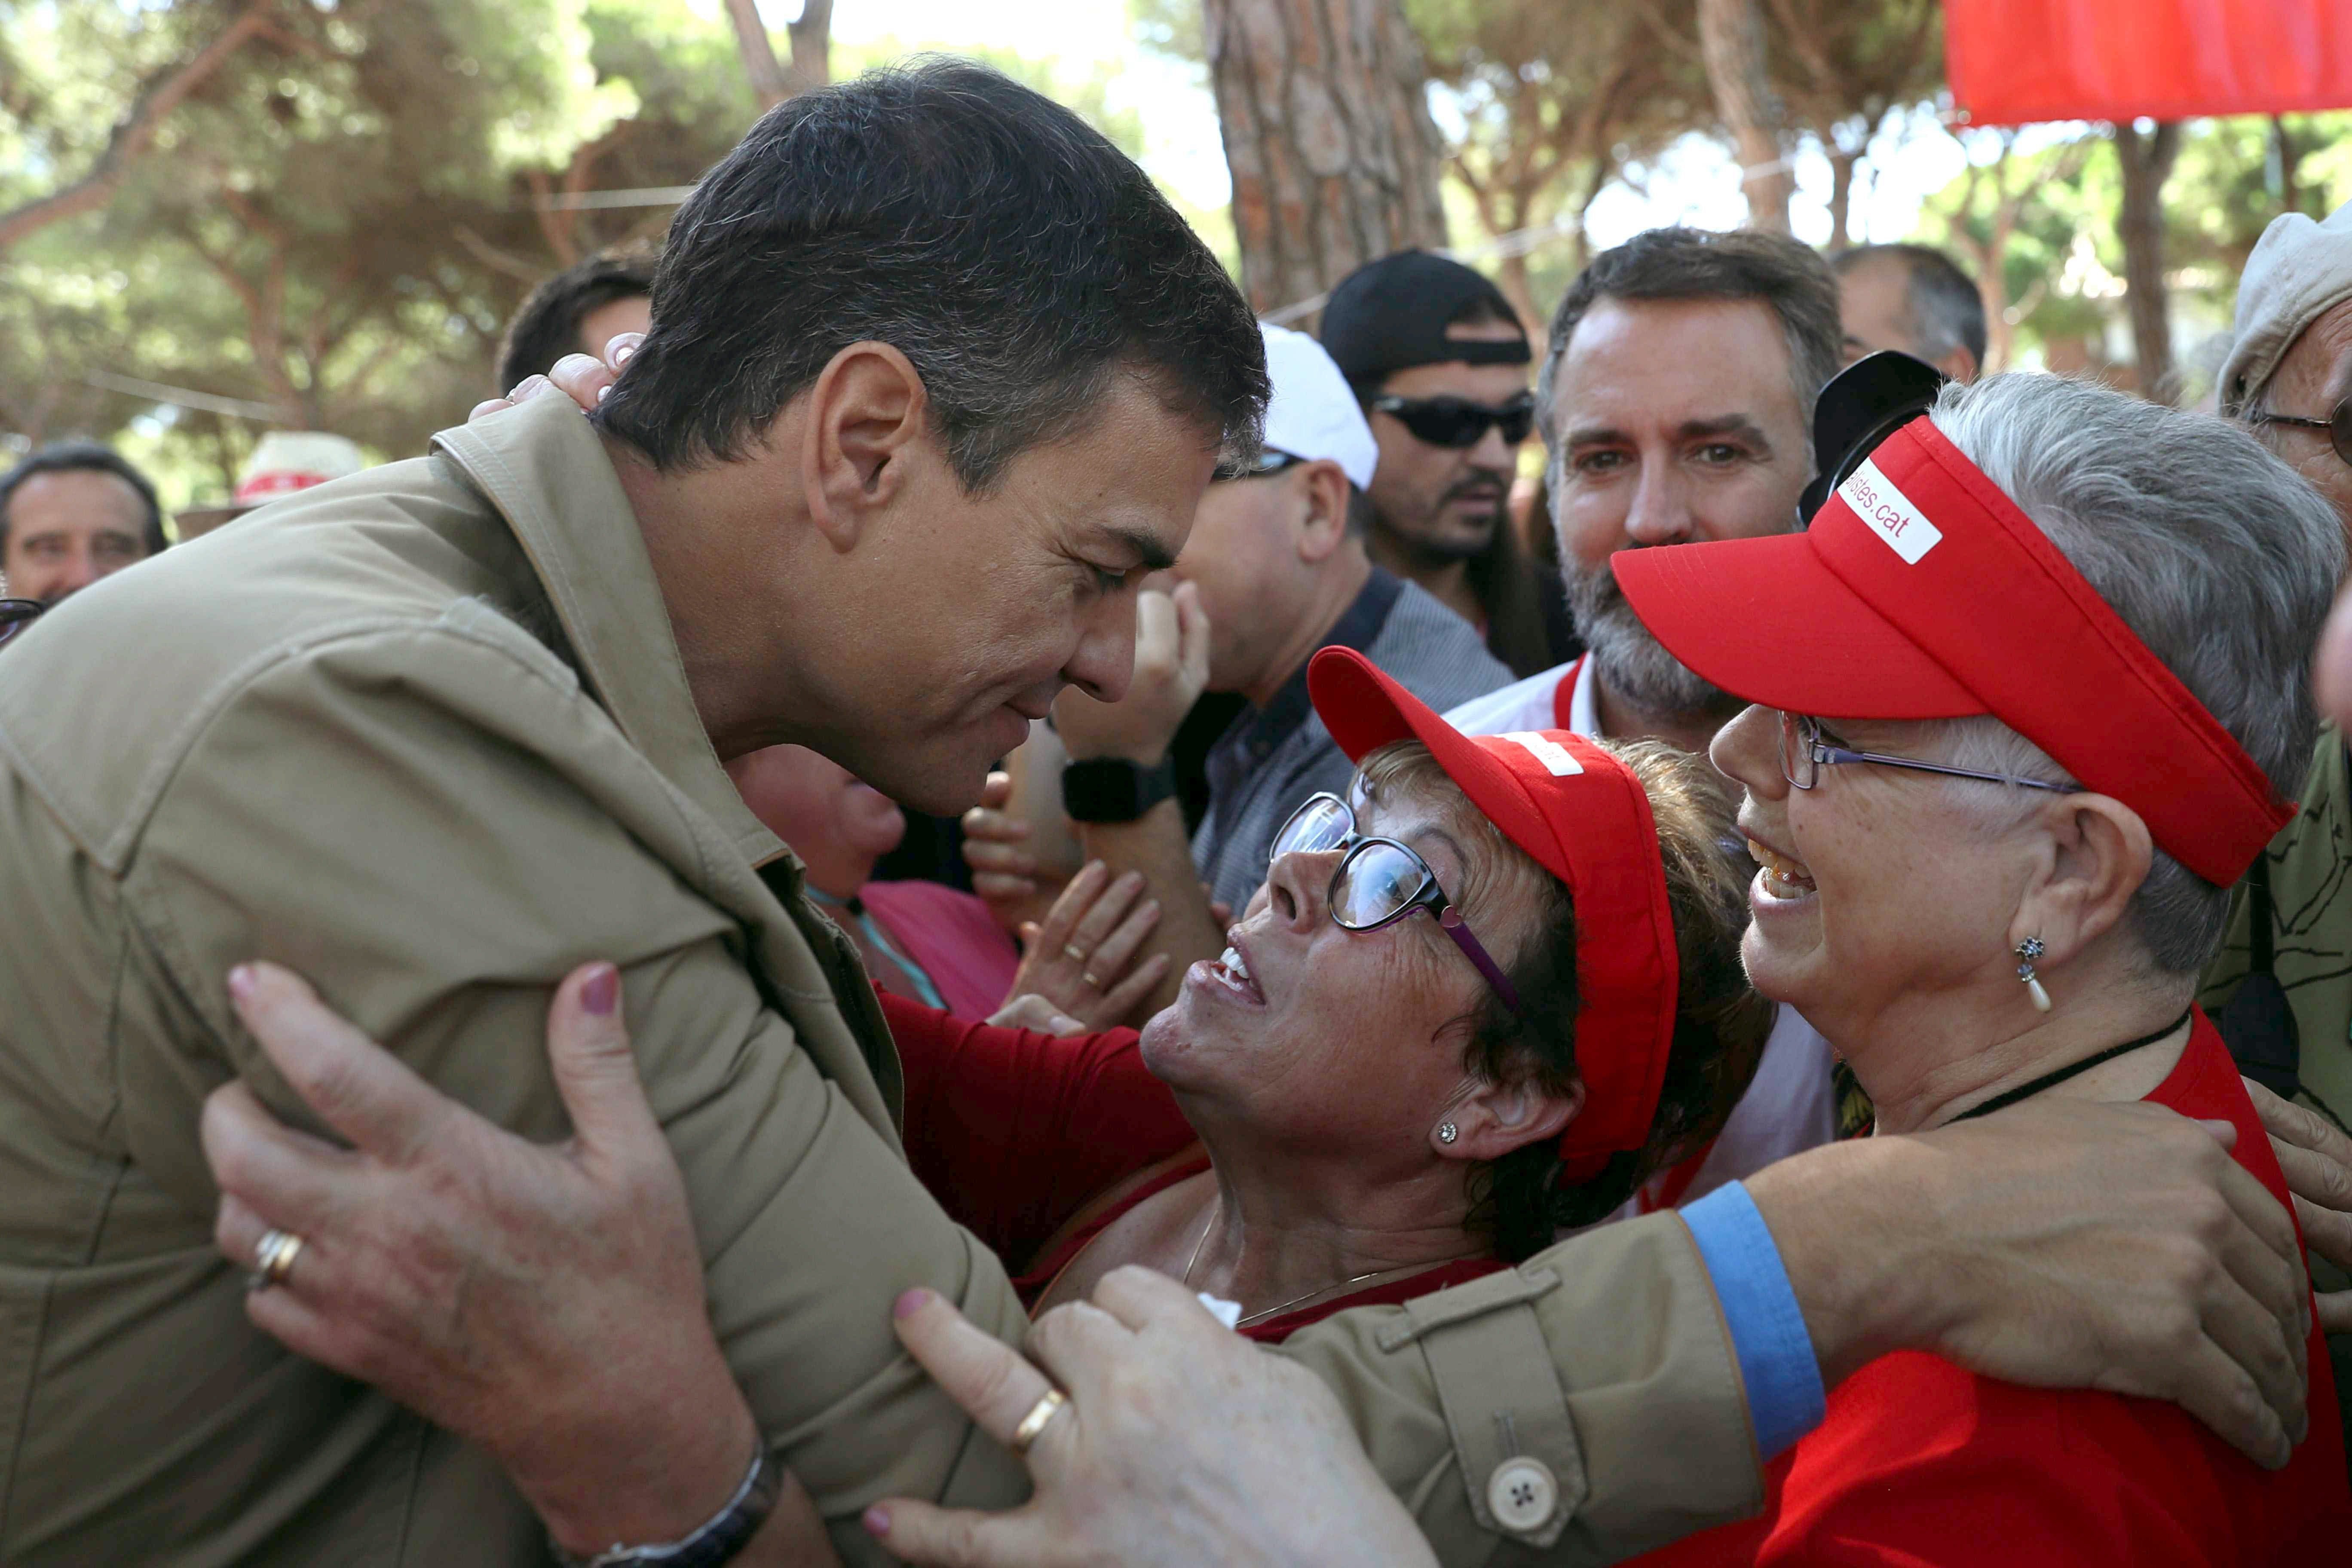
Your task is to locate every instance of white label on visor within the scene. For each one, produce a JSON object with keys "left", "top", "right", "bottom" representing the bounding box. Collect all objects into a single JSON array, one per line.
[
  {"left": 1839, "top": 456, "right": 1943, "bottom": 564},
  {"left": 1502, "top": 732, "right": 1582, "bottom": 776}
]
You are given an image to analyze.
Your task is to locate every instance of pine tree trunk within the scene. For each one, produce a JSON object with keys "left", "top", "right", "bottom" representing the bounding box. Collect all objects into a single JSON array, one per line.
[
  {"left": 2114, "top": 121, "right": 2181, "bottom": 402},
  {"left": 1205, "top": 0, "right": 1450, "bottom": 318},
  {"left": 1697, "top": 0, "right": 1792, "bottom": 234}
]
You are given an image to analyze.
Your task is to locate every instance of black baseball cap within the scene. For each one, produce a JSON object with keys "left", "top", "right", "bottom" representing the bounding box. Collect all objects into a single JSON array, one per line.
[{"left": 1321, "top": 250, "right": 1531, "bottom": 387}]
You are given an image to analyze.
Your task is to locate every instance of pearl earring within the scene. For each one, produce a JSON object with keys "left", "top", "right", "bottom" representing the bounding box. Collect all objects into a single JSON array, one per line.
[
  {"left": 1437, "top": 1122, "right": 1458, "bottom": 1145},
  {"left": 2015, "top": 937, "right": 2052, "bottom": 1013}
]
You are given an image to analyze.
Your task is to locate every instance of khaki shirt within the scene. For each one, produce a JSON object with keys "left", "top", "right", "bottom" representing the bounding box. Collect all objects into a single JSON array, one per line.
[{"left": 0, "top": 394, "right": 1758, "bottom": 1565}]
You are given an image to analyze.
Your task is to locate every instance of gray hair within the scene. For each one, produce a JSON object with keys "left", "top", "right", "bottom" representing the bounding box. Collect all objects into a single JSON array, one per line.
[
  {"left": 1919, "top": 374, "right": 2343, "bottom": 973},
  {"left": 1832, "top": 244, "right": 1988, "bottom": 371},
  {"left": 1535, "top": 227, "right": 1841, "bottom": 466}
]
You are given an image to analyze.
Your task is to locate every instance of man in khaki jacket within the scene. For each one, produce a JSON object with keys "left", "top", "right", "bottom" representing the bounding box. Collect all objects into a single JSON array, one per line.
[{"left": 0, "top": 61, "right": 2320, "bottom": 1568}]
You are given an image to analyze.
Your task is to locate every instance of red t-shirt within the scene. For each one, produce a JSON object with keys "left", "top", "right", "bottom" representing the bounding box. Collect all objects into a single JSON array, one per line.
[
  {"left": 880, "top": 992, "right": 1505, "bottom": 1339},
  {"left": 1637, "top": 1011, "right": 2350, "bottom": 1567}
]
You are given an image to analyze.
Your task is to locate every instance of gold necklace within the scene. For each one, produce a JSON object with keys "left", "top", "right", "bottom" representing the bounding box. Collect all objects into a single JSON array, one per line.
[{"left": 1180, "top": 1201, "right": 1476, "bottom": 1329}]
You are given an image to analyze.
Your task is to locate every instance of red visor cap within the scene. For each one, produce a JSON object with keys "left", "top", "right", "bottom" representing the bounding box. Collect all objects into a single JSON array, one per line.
[
  {"left": 1613, "top": 416, "right": 2291, "bottom": 888},
  {"left": 1306, "top": 647, "right": 1679, "bottom": 1180}
]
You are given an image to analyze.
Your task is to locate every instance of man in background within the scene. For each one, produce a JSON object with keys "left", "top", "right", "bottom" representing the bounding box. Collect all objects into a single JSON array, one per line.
[
  {"left": 1448, "top": 224, "right": 1848, "bottom": 1200},
  {"left": 1042, "top": 322, "right": 1509, "bottom": 1005},
  {"left": 0, "top": 441, "right": 166, "bottom": 605},
  {"left": 496, "top": 250, "right": 655, "bottom": 395},
  {"left": 1321, "top": 249, "right": 1567, "bottom": 677},
  {"left": 1831, "top": 242, "right": 1986, "bottom": 381}
]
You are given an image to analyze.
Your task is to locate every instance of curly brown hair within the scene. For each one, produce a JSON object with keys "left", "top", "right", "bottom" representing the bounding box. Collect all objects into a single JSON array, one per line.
[{"left": 1354, "top": 738, "right": 1772, "bottom": 1263}]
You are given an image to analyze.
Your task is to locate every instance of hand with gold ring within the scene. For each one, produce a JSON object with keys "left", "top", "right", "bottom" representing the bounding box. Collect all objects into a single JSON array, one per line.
[
  {"left": 1001, "top": 860, "right": 1168, "bottom": 1030},
  {"left": 1008, "top": 1387, "right": 1067, "bottom": 1455},
  {"left": 863, "top": 1273, "right": 1436, "bottom": 1568}
]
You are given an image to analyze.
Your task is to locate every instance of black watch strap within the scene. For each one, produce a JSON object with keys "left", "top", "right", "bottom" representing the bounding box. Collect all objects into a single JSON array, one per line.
[
  {"left": 1062, "top": 756, "right": 1177, "bottom": 823},
  {"left": 552, "top": 1444, "right": 780, "bottom": 1568}
]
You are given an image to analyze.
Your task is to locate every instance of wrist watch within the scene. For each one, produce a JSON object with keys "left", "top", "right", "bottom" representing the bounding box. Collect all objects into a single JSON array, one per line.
[
  {"left": 552, "top": 1444, "right": 780, "bottom": 1568},
  {"left": 1062, "top": 756, "right": 1177, "bottom": 823}
]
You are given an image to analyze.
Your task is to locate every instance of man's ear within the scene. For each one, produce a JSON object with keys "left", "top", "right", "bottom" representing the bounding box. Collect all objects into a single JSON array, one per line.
[
  {"left": 1433, "top": 1073, "right": 1586, "bottom": 1163},
  {"left": 1292, "top": 460, "right": 1354, "bottom": 566},
  {"left": 799, "top": 341, "right": 931, "bottom": 554},
  {"left": 2009, "top": 793, "right": 2153, "bottom": 967}
]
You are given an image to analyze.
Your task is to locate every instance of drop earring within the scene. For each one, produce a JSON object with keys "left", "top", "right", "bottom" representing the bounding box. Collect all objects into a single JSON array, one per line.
[
  {"left": 2015, "top": 937, "right": 2052, "bottom": 1013},
  {"left": 1436, "top": 1122, "right": 1459, "bottom": 1145}
]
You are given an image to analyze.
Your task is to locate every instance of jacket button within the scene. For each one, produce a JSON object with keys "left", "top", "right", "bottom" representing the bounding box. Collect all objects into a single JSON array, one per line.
[{"left": 1486, "top": 1455, "right": 1559, "bottom": 1533}]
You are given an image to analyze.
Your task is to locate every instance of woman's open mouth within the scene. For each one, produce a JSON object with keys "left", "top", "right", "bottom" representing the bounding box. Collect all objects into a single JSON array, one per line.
[
  {"left": 1747, "top": 837, "right": 1817, "bottom": 901},
  {"left": 1194, "top": 942, "right": 1265, "bottom": 1005}
]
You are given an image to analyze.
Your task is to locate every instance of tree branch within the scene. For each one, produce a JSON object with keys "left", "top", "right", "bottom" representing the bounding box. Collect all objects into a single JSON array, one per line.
[{"left": 0, "top": 0, "right": 278, "bottom": 251}]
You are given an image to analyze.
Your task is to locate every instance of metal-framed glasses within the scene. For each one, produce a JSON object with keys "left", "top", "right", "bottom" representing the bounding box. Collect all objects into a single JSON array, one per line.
[
  {"left": 1269, "top": 792, "right": 1522, "bottom": 1013},
  {"left": 2247, "top": 397, "right": 2351, "bottom": 469},
  {"left": 0, "top": 598, "right": 42, "bottom": 654},
  {"left": 1779, "top": 711, "right": 2072, "bottom": 794}
]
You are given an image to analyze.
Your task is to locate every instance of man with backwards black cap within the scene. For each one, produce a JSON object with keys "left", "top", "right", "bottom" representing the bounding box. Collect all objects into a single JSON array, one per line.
[{"left": 1320, "top": 250, "right": 1568, "bottom": 678}]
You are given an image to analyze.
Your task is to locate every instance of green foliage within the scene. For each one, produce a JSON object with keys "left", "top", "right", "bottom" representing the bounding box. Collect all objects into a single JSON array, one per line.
[
  {"left": 2, "top": 0, "right": 750, "bottom": 510},
  {"left": 1914, "top": 114, "right": 2352, "bottom": 392}
]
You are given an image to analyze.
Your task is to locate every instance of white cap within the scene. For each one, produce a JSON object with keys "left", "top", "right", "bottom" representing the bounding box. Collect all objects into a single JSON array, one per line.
[
  {"left": 1258, "top": 322, "right": 1379, "bottom": 490},
  {"left": 2217, "top": 196, "right": 2352, "bottom": 416}
]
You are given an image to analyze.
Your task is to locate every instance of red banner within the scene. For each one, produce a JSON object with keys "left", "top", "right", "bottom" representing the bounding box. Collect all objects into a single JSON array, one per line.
[{"left": 1948, "top": 0, "right": 2352, "bottom": 125}]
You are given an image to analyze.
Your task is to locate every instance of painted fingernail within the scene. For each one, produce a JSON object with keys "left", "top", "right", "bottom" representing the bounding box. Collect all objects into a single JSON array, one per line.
[
  {"left": 611, "top": 340, "right": 637, "bottom": 366},
  {"left": 863, "top": 1505, "right": 891, "bottom": 1536},
  {"left": 227, "top": 964, "right": 257, "bottom": 1001},
  {"left": 595, "top": 383, "right": 611, "bottom": 403},
  {"left": 581, "top": 964, "right": 620, "bottom": 1016},
  {"left": 894, "top": 1287, "right": 933, "bottom": 1320}
]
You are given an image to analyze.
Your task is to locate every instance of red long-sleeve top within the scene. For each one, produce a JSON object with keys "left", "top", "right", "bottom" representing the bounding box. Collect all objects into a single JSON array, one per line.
[
  {"left": 1635, "top": 1011, "right": 2350, "bottom": 1567},
  {"left": 880, "top": 992, "right": 1503, "bottom": 1339}
]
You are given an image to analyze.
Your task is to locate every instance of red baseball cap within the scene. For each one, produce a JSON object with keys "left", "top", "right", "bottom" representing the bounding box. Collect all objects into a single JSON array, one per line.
[
  {"left": 1306, "top": 647, "right": 1678, "bottom": 1181},
  {"left": 1614, "top": 416, "right": 2291, "bottom": 888}
]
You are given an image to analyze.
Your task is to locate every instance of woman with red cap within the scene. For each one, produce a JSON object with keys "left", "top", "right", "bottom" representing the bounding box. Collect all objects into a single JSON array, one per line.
[
  {"left": 1613, "top": 371, "right": 2351, "bottom": 1563},
  {"left": 880, "top": 643, "right": 1770, "bottom": 1337}
]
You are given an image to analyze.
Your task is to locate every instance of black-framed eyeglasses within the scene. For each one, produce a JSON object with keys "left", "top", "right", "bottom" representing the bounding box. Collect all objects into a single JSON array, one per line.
[
  {"left": 1779, "top": 711, "right": 2073, "bottom": 794},
  {"left": 1269, "top": 792, "right": 1522, "bottom": 1013},
  {"left": 0, "top": 599, "right": 42, "bottom": 654},
  {"left": 1370, "top": 392, "right": 1534, "bottom": 449},
  {"left": 1211, "top": 449, "right": 1308, "bottom": 483},
  {"left": 2248, "top": 397, "right": 2352, "bottom": 468}
]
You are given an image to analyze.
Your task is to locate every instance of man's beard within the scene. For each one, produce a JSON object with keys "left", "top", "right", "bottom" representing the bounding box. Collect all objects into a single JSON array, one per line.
[
  {"left": 1563, "top": 556, "right": 1730, "bottom": 721},
  {"left": 1387, "top": 473, "right": 1507, "bottom": 566}
]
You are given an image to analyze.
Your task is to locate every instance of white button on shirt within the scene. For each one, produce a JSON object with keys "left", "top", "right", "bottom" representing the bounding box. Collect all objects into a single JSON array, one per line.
[{"left": 1486, "top": 1455, "right": 1561, "bottom": 1533}]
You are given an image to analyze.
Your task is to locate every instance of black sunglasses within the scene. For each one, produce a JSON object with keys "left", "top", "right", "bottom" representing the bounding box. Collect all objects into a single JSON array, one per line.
[
  {"left": 2249, "top": 397, "right": 2352, "bottom": 468},
  {"left": 1370, "top": 392, "right": 1534, "bottom": 449},
  {"left": 1211, "top": 449, "right": 1308, "bottom": 484},
  {"left": 0, "top": 599, "right": 41, "bottom": 654}
]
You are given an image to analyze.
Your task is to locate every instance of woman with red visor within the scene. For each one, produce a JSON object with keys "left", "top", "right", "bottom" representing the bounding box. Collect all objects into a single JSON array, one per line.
[
  {"left": 882, "top": 644, "right": 1771, "bottom": 1338},
  {"left": 1614, "top": 371, "right": 2351, "bottom": 1564}
]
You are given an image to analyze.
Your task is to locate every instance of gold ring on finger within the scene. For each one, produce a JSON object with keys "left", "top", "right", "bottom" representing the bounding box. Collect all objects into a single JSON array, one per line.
[
  {"left": 250, "top": 1228, "right": 305, "bottom": 1292},
  {"left": 1063, "top": 944, "right": 1089, "bottom": 964},
  {"left": 1008, "top": 1387, "right": 1068, "bottom": 1455},
  {"left": 1081, "top": 971, "right": 1102, "bottom": 989}
]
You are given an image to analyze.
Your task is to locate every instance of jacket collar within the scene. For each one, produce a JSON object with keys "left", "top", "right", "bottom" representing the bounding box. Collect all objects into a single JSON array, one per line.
[{"left": 432, "top": 395, "right": 788, "bottom": 870}]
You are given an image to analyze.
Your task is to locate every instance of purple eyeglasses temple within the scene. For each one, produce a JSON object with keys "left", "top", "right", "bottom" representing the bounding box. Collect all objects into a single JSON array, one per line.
[{"left": 1436, "top": 906, "right": 1523, "bottom": 1014}]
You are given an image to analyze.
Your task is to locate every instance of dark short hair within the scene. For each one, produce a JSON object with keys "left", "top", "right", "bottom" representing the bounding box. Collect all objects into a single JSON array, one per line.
[
  {"left": 599, "top": 60, "right": 1266, "bottom": 490},
  {"left": 1540, "top": 227, "right": 1843, "bottom": 454},
  {"left": 0, "top": 441, "right": 166, "bottom": 557},
  {"left": 497, "top": 251, "right": 657, "bottom": 393},
  {"left": 1833, "top": 243, "right": 1988, "bottom": 370}
]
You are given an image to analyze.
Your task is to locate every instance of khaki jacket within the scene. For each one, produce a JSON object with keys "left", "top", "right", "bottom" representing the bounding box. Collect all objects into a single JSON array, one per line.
[{"left": 0, "top": 395, "right": 1759, "bottom": 1565}]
